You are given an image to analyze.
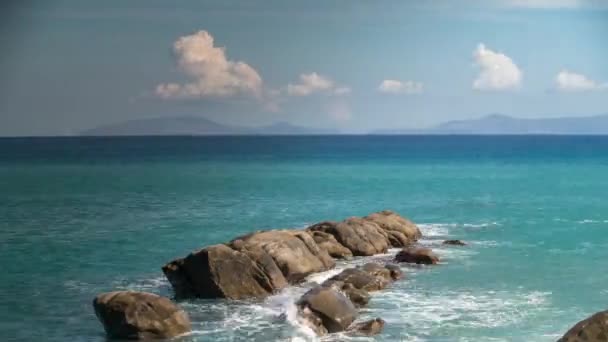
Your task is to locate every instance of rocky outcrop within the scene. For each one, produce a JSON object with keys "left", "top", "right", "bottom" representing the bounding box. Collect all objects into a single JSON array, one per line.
[
  {"left": 162, "top": 244, "right": 286, "bottom": 299},
  {"left": 158, "top": 211, "right": 422, "bottom": 337},
  {"left": 324, "top": 263, "right": 393, "bottom": 292},
  {"left": 308, "top": 218, "right": 390, "bottom": 256},
  {"left": 93, "top": 291, "right": 191, "bottom": 340},
  {"left": 443, "top": 239, "right": 467, "bottom": 246},
  {"left": 559, "top": 310, "right": 608, "bottom": 342},
  {"left": 395, "top": 247, "right": 439, "bottom": 265},
  {"left": 296, "top": 286, "right": 358, "bottom": 335},
  {"left": 348, "top": 318, "right": 385, "bottom": 336},
  {"left": 365, "top": 210, "right": 422, "bottom": 245},
  {"left": 229, "top": 230, "right": 335, "bottom": 283},
  {"left": 307, "top": 229, "right": 353, "bottom": 259}
]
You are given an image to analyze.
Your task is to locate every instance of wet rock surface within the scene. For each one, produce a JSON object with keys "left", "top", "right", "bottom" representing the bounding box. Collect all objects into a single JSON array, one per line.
[
  {"left": 395, "top": 247, "right": 440, "bottom": 265},
  {"left": 93, "top": 291, "right": 191, "bottom": 340}
]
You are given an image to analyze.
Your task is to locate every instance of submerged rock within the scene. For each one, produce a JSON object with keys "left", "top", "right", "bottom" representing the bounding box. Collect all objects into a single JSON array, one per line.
[
  {"left": 443, "top": 239, "right": 467, "bottom": 246},
  {"left": 559, "top": 310, "right": 608, "bottom": 342},
  {"left": 229, "top": 230, "right": 335, "bottom": 283},
  {"left": 297, "top": 286, "right": 358, "bottom": 335},
  {"left": 162, "top": 244, "right": 285, "bottom": 299},
  {"left": 93, "top": 291, "right": 191, "bottom": 340},
  {"left": 307, "top": 229, "right": 353, "bottom": 259},
  {"left": 395, "top": 247, "right": 439, "bottom": 265},
  {"left": 348, "top": 318, "right": 385, "bottom": 336},
  {"left": 308, "top": 218, "right": 390, "bottom": 256}
]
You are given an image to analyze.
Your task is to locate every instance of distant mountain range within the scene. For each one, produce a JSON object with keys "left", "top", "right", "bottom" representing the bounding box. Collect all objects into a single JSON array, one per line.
[
  {"left": 81, "top": 116, "right": 337, "bottom": 136},
  {"left": 81, "top": 113, "right": 608, "bottom": 136},
  {"left": 371, "top": 113, "right": 608, "bottom": 135}
]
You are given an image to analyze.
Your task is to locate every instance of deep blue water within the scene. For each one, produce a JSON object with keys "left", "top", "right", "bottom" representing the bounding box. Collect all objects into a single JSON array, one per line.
[{"left": 2, "top": 135, "right": 608, "bottom": 341}]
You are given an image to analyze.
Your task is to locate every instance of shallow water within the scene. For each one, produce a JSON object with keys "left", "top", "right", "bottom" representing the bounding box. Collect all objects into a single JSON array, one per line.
[{"left": 2, "top": 136, "right": 608, "bottom": 341}]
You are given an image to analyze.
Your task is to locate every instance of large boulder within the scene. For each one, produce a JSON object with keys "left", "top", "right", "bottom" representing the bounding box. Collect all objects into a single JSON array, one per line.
[
  {"left": 323, "top": 263, "right": 394, "bottom": 292},
  {"left": 162, "top": 244, "right": 286, "bottom": 299},
  {"left": 308, "top": 218, "right": 390, "bottom": 256},
  {"left": 365, "top": 210, "right": 422, "bottom": 243},
  {"left": 229, "top": 230, "right": 335, "bottom": 283},
  {"left": 323, "top": 280, "right": 370, "bottom": 307},
  {"left": 297, "top": 286, "right": 358, "bottom": 335},
  {"left": 395, "top": 247, "right": 439, "bottom": 265},
  {"left": 93, "top": 291, "right": 191, "bottom": 340},
  {"left": 307, "top": 230, "right": 353, "bottom": 259},
  {"left": 559, "top": 310, "right": 608, "bottom": 342}
]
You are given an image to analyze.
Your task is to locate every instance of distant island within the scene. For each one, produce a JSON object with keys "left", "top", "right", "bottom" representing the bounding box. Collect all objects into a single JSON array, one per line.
[
  {"left": 371, "top": 113, "right": 608, "bottom": 135},
  {"left": 81, "top": 117, "right": 337, "bottom": 136},
  {"left": 81, "top": 113, "right": 608, "bottom": 136}
]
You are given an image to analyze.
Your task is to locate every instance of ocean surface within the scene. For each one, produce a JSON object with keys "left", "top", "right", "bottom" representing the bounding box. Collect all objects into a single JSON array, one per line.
[{"left": 2, "top": 135, "right": 608, "bottom": 342}]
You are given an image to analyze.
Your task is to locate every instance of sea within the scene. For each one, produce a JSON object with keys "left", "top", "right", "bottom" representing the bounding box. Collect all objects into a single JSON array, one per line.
[{"left": 1, "top": 135, "right": 608, "bottom": 341}]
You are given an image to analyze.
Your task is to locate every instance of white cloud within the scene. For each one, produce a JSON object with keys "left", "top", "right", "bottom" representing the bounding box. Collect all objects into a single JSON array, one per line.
[
  {"left": 156, "top": 30, "right": 262, "bottom": 99},
  {"left": 286, "top": 73, "right": 350, "bottom": 96},
  {"left": 378, "top": 79, "right": 423, "bottom": 94},
  {"left": 472, "top": 43, "right": 522, "bottom": 91},
  {"left": 555, "top": 70, "right": 607, "bottom": 92}
]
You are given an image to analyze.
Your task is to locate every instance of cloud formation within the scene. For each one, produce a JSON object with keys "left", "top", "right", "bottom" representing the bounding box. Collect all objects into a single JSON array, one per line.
[
  {"left": 156, "top": 31, "right": 262, "bottom": 99},
  {"left": 472, "top": 44, "right": 522, "bottom": 91},
  {"left": 378, "top": 79, "right": 423, "bottom": 94},
  {"left": 286, "top": 73, "right": 350, "bottom": 96},
  {"left": 555, "top": 70, "right": 606, "bottom": 92}
]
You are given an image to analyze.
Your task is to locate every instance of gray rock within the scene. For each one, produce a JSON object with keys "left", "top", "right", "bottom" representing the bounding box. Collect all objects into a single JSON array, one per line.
[
  {"left": 93, "top": 291, "right": 191, "bottom": 340},
  {"left": 559, "top": 310, "right": 608, "bottom": 342},
  {"left": 309, "top": 218, "right": 390, "bottom": 256},
  {"left": 395, "top": 247, "right": 440, "bottom": 265},
  {"left": 162, "top": 244, "right": 285, "bottom": 299},
  {"left": 297, "top": 286, "right": 358, "bottom": 334}
]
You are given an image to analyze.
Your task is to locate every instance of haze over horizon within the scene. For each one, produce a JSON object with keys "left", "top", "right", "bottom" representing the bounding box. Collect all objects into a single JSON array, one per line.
[{"left": 1, "top": 0, "right": 607, "bottom": 136}]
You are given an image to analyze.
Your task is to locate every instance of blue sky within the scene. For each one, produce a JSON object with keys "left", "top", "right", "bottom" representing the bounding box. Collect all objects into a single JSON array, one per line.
[{"left": 1, "top": 0, "right": 607, "bottom": 135}]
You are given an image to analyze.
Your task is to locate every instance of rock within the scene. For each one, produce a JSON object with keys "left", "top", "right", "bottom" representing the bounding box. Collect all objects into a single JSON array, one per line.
[
  {"left": 323, "top": 280, "right": 371, "bottom": 307},
  {"left": 348, "top": 318, "right": 385, "bottom": 336},
  {"left": 162, "top": 244, "right": 285, "bottom": 299},
  {"left": 443, "top": 239, "right": 467, "bottom": 246},
  {"left": 395, "top": 247, "right": 439, "bottom": 265},
  {"left": 308, "top": 218, "right": 390, "bottom": 256},
  {"left": 360, "top": 263, "right": 393, "bottom": 282},
  {"left": 297, "top": 286, "right": 358, "bottom": 334},
  {"left": 386, "top": 230, "right": 411, "bottom": 248},
  {"left": 93, "top": 291, "right": 191, "bottom": 340},
  {"left": 324, "top": 263, "right": 396, "bottom": 292},
  {"left": 308, "top": 229, "right": 353, "bottom": 259},
  {"left": 229, "top": 230, "right": 335, "bottom": 283},
  {"left": 365, "top": 210, "right": 422, "bottom": 242},
  {"left": 384, "top": 264, "right": 404, "bottom": 280},
  {"left": 559, "top": 310, "right": 608, "bottom": 342}
]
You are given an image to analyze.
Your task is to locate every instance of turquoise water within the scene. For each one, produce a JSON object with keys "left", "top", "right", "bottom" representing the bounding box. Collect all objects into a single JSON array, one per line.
[{"left": 2, "top": 136, "right": 608, "bottom": 341}]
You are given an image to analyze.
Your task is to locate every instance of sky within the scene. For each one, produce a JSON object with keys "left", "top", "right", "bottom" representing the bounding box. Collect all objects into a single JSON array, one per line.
[{"left": 1, "top": 0, "right": 607, "bottom": 136}]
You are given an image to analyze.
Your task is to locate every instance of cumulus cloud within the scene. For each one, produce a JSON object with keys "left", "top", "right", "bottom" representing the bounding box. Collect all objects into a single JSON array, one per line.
[
  {"left": 156, "top": 31, "right": 262, "bottom": 99},
  {"left": 378, "top": 79, "right": 423, "bottom": 94},
  {"left": 555, "top": 70, "right": 607, "bottom": 92},
  {"left": 472, "top": 43, "right": 522, "bottom": 91},
  {"left": 286, "top": 73, "right": 350, "bottom": 96}
]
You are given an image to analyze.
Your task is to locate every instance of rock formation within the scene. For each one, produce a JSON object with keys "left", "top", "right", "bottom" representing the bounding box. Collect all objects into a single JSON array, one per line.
[{"left": 93, "top": 291, "right": 191, "bottom": 340}]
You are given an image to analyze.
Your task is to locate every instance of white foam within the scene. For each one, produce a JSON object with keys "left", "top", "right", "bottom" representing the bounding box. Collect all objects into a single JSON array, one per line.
[{"left": 370, "top": 289, "right": 551, "bottom": 333}]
